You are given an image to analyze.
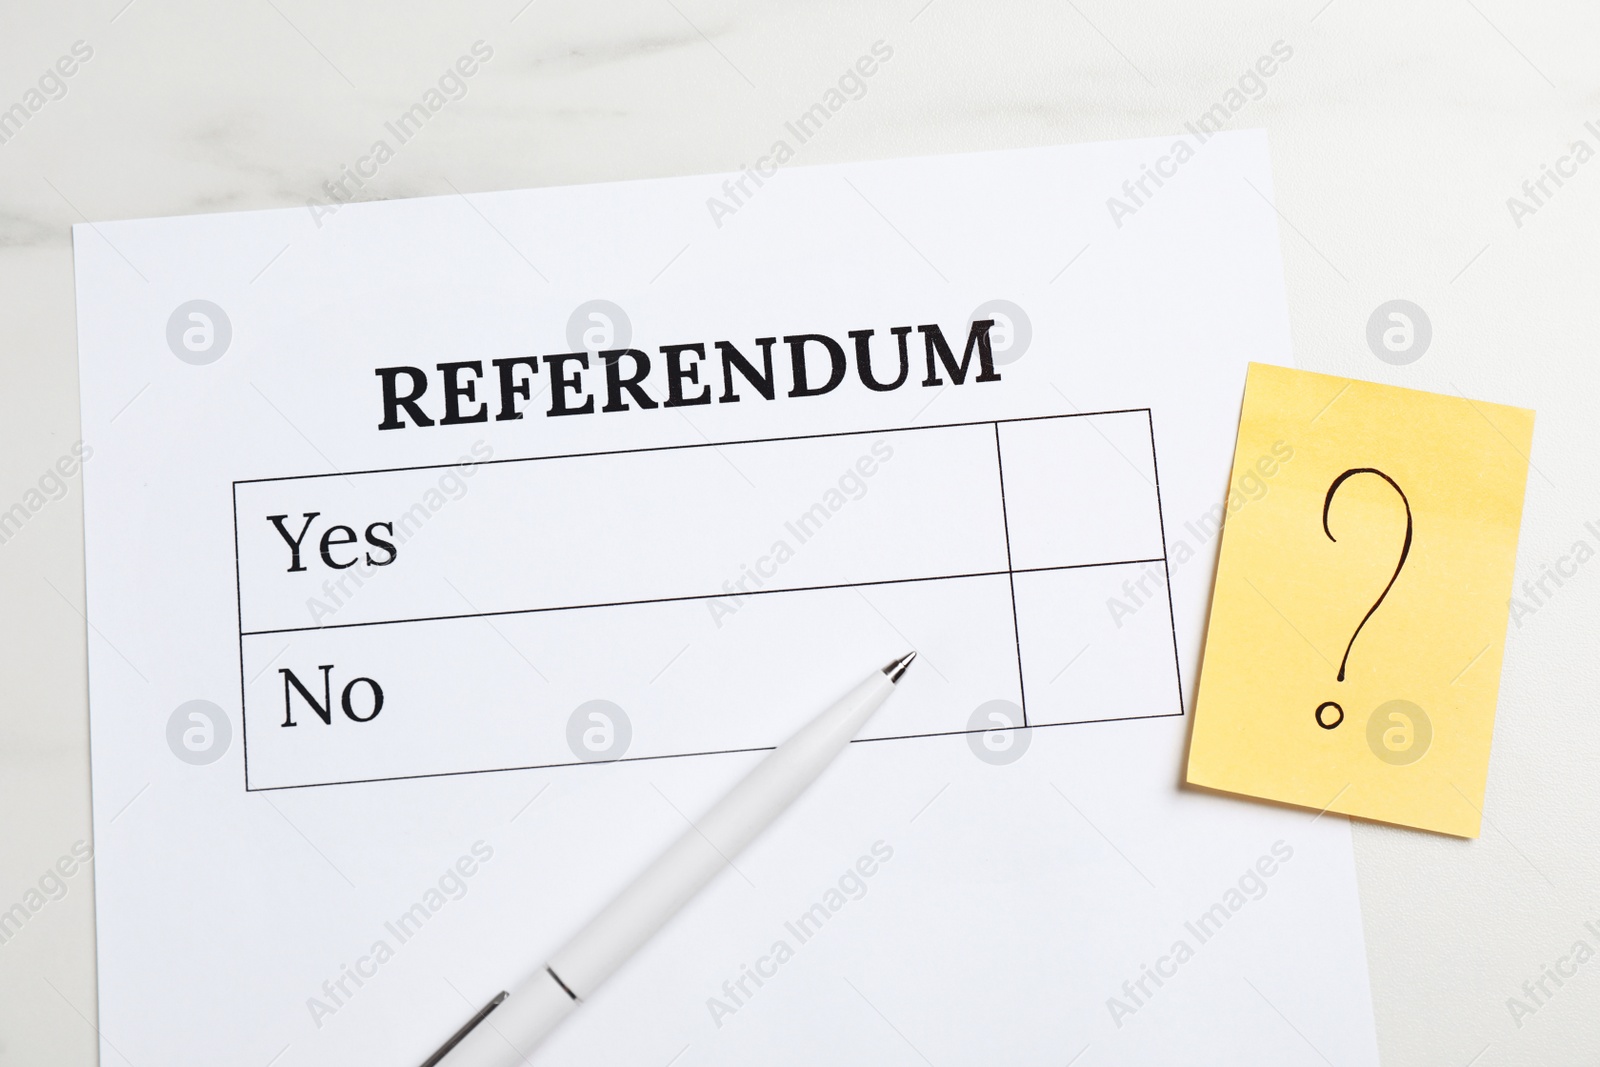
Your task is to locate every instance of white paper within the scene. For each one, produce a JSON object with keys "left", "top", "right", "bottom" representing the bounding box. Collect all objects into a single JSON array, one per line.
[{"left": 75, "top": 131, "right": 1379, "bottom": 1066}]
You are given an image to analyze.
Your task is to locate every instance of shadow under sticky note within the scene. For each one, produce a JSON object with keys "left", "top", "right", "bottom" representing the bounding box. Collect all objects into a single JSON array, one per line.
[{"left": 1185, "top": 363, "right": 1535, "bottom": 837}]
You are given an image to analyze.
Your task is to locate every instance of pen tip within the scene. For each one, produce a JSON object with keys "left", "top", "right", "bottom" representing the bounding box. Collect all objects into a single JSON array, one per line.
[{"left": 882, "top": 651, "right": 917, "bottom": 684}]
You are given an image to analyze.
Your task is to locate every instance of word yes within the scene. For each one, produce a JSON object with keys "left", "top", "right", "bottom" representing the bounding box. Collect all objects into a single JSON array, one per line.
[{"left": 269, "top": 512, "right": 397, "bottom": 572}]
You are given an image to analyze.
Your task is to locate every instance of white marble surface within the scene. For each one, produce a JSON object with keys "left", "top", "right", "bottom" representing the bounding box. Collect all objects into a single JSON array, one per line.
[{"left": 1, "top": 1, "right": 1596, "bottom": 1064}]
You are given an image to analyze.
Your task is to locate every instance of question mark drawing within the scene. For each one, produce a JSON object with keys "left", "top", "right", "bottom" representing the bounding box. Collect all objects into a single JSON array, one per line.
[{"left": 1313, "top": 467, "right": 1413, "bottom": 730}]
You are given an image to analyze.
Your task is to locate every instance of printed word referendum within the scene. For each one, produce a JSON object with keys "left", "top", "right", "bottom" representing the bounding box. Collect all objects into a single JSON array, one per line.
[{"left": 373, "top": 321, "right": 1002, "bottom": 430}]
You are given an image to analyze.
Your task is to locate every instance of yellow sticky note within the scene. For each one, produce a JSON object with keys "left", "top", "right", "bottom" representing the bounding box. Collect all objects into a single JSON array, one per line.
[{"left": 1186, "top": 363, "right": 1535, "bottom": 837}]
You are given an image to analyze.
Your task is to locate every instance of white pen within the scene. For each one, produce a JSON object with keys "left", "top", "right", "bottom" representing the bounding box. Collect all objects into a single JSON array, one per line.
[{"left": 422, "top": 651, "right": 918, "bottom": 1067}]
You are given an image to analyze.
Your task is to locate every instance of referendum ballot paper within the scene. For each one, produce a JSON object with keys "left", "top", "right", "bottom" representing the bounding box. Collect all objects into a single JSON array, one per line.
[{"left": 74, "top": 133, "right": 1379, "bottom": 1066}]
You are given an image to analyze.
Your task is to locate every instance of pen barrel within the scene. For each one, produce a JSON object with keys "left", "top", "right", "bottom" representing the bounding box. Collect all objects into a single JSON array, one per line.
[
  {"left": 438, "top": 969, "right": 576, "bottom": 1067},
  {"left": 434, "top": 668, "right": 897, "bottom": 1067},
  {"left": 550, "top": 670, "right": 893, "bottom": 996}
]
